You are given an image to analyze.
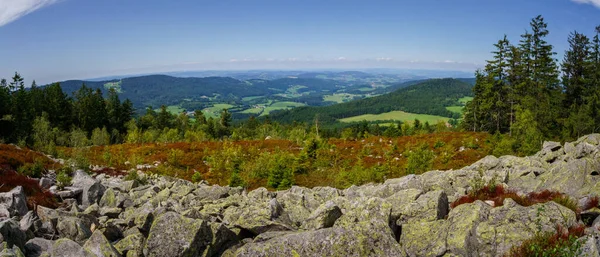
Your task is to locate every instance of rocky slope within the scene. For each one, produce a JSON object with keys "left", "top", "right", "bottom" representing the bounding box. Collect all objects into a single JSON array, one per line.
[{"left": 3, "top": 135, "right": 600, "bottom": 256}]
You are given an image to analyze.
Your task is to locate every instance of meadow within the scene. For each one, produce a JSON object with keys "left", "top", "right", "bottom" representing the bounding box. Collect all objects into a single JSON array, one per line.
[{"left": 339, "top": 110, "right": 450, "bottom": 124}]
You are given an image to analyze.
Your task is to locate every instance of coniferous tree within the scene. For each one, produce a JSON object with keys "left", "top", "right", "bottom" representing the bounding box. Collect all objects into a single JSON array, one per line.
[
  {"left": 529, "top": 15, "right": 561, "bottom": 137},
  {"left": 562, "top": 31, "right": 591, "bottom": 109}
]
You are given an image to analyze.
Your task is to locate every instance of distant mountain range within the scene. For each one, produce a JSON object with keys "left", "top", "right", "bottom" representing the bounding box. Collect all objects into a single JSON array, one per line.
[
  {"left": 48, "top": 70, "right": 475, "bottom": 119},
  {"left": 268, "top": 78, "right": 473, "bottom": 125}
]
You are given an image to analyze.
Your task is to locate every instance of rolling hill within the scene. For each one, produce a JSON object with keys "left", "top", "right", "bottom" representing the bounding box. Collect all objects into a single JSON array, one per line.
[{"left": 268, "top": 78, "right": 473, "bottom": 125}]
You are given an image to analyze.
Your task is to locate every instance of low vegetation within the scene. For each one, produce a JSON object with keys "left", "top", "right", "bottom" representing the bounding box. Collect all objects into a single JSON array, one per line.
[
  {"left": 506, "top": 224, "right": 585, "bottom": 257},
  {"left": 56, "top": 132, "right": 490, "bottom": 190},
  {"left": 450, "top": 184, "right": 578, "bottom": 215}
]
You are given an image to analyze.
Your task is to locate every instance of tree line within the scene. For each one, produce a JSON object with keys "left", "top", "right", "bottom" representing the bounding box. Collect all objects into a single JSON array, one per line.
[
  {"left": 0, "top": 73, "right": 133, "bottom": 151},
  {"left": 0, "top": 72, "right": 454, "bottom": 153},
  {"left": 462, "top": 16, "right": 600, "bottom": 154}
]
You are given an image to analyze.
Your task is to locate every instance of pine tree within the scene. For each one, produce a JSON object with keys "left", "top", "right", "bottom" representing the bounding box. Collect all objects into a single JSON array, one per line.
[{"left": 562, "top": 31, "right": 590, "bottom": 109}]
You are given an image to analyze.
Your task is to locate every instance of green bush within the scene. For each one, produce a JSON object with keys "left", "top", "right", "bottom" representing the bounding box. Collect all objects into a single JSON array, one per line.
[
  {"left": 229, "top": 170, "right": 246, "bottom": 188},
  {"left": 405, "top": 144, "right": 435, "bottom": 174},
  {"left": 17, "top": 160, "right": 45, "bottom": 178},
  {"left": 124, "top": 170, "right": 147, "bottom": 185},
  {"left": 192, "top": 171, "right": 203, "bottom": 183},
  {"left": 167, "top": 149, "right": 185, "bottom": 167},
  {"left": 56, "top": 167, "right": 73, "bottom": 189}
]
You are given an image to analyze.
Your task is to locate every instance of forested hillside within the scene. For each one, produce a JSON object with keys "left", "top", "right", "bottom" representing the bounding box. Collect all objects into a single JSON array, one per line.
[
  {"left": 462, "top": 15, "right": 600, "bottom": 154},
  {"left": 269, "top": 78, "right": 472, "bottom": 124}
]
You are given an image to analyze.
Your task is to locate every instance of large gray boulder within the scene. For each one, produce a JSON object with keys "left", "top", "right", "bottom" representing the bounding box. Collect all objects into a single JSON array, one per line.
[
  {"left": 0, "top": 219, "right": 26, "bottom": 251},
  {"left": 301, "top": 201, "right": 342, "bottom": 230},
  {"left": 56, "top": 217, "right": 93, "bottom": 244},
  {"left": 82, "top": 230, "right": 121, "bottom": 257},
  {"left": 0, "top": 245, "right": 25, "bottom": 257},
  {"left": 24, "top": 238, "right": 54, "bottom": 257},
  {"left": 114, "top": 230, "right": 144, "bottom": 257},
  {"left": 235, "top": 226, "right": 405, "bottom": 257},
  {"left": 143, "top": 212, "right": 212, "bottom": 257},
  {"left": 72, "top": 171, "right": 106, "bottom": 207},
  {"left": 51, "top": 238, "right": 92, "bottom": 257},
  {"left": 0, "top": 186, "right": 28, "bottom": 217}
]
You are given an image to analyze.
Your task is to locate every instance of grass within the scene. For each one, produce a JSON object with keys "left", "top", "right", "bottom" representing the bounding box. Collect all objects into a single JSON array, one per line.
[
  {"left": 261, "top": 101, "right": 306, "bottom": 116},
  {"left": 323, "top": 93, "right": 357, "bottom": 103},
  {"left": 459, "top": 96, "right": 474, "bottom": 104},
  {"left": 242, "top": 96, "right": 264, "bottom": 102},
  {"left": 358, "top": 87, "right": 376, "bottom": 92},
  {"left": 203, "top": 103, "right": 235, "bottom": 118},
  {"left": 240, "top": 107, "right": 263, "bottom": 114},
  {"left": 446, "top": 106, "right": 464, "bottom": 114},
  {"left": 339, "top": 111, "right": 449, "bottom": 124}
]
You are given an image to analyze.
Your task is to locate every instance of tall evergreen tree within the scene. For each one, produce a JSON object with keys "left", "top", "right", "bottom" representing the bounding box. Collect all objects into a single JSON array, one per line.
[{"left": 562, "top": 31, "right": 591, "bottom": 108}]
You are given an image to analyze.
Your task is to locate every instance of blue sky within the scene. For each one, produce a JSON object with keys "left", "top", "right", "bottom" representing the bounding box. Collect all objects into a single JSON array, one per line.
[{"left": 1, "top": 0, "right": 599, "bottom": 84}]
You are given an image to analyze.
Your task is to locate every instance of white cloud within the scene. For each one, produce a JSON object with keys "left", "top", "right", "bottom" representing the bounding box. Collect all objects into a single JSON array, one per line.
[
  {"left": 376, "top": 57, "right": 393, "bottom": 61},
  {"left": 0, "top": 0, "right": 60, "bottom": 27},
  {"left": 337, "top": 57, "right": 347, "bottom": 61},
  {"left": 572, "top": 0, "right": 600, "bottom": 8}
]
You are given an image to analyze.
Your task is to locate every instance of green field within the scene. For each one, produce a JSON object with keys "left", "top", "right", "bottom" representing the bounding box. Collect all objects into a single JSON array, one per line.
[
  {"left": 155, "top": 105, "right": 186, "bottom": 115},
  {"left": 203, "top": 103, "right": 235, "bottom": 118},
  {"left": 459, "top": 96, "right": 473, "bottom": 104},
  {"left": 323, "top": 93, "right": 357, "bottom": 103},
  {"left": 240, "top": 107, "right": 263, "bottom": 114},
  {"left": 242, "top": 96, "right": 264, "bottom": 102},
  {"left": 339, "top": 111, "right": 449, "bottom": 124},
  {"left": 261, "top": 101, "right": 306, "bottom": 116},
  {"left": 358, "top": 87, "right": 376, "bottom": 92},
  {"left": 446, "top": 106, "right": 464, "bottom": 114}
]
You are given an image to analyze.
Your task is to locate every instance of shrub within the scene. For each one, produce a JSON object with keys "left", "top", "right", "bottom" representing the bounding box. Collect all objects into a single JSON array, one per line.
[
  {"left": 91, "top": 127, "right": 110, "bottom": 146},
  {"left": 56, "top": 167, "right": 72, "bottom": 189},
  {"left": 192, "top": 171, "right": 203, "bottom": 183},
  {"left": 506, "top": 224, "right": 585, "bottom": 257},
  {"left": 124, "top": 170, "right": 147, "bottom": 185},
  {"left": 229, "top": 170, "right": 246, "bottom": 188},
  {"left": 451, "top": 186, "right": 579, "bottom": 214},
  {"left": 405, "top": 144, "right": 434, "bottom": 174},
  {"left": 433, "top": 140, "right": 445, "bottom": 149},
  {"left": 167, "top": 149, "right": 185, "bottom": 167},
  {"left": 0, "top": 169, "right": 59, "bottom": 208},
  {"left": 17, "top": 159, "right": 45, "bottom": 178}
]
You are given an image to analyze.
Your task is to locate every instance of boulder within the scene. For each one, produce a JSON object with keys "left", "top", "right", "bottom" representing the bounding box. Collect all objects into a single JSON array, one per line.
[
  {"left": 474, "top": 199, "right": 577, "bottom": 256},
  {"left": 235, "top": 226, "right": 405, "bottom": 257},
  {"left": 143, "top": 212, "right": 212, "bottom": 257},
  {"left": 24, "top": 238, "right": 54, "bottom": 257},
  {"left": 0, "top": 186, "right": 28, "bottom": 217},
  {"left": 19, "top": 211, "right": 38, "bottom": 232},
  {"left": 51, "top": 238, "right": 92, "bottom": 257},
  {"left": 56, "top": 217, "right": 93, "bottom": 244},
  {"left": 400, "top": 220, "right": 448, "bottom": 257},
  {"left": 393, "top": 190, "right": 448, "bottom": 224},
  {"left": 0, "top": 245, "right": 25, "bottom": 257},
  {"left": 114, "top": 231, "right": 144, "bottom": 257},
  {"left": 445, "top": 201, "right": 491, "bottom": 256},
  {"left": 0, "top": 219, "right": 26, "bottom": 251},
  {"left": 202, "top": 223, "right": 238, "bottom": 257},
  {"left": 99, "top": 188, "right": 118, "bottom": 208},
  {"left": 301, "top": 201, "right": 342, "bottom": 230},
  {"left": 72, "top": 171, "right": 106, "bottom": 207},
  {"left": 579, "top": 235, "right": 600, "bottom": 257},
  {"left": 82, "top": 230, "right": 121, "bottom": 257},
  {"left": 39, "top": 178, "right": 54, "bottom": 189},
  {"left": 222, "top": 198, "right": 293, "bottom": 235}
]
